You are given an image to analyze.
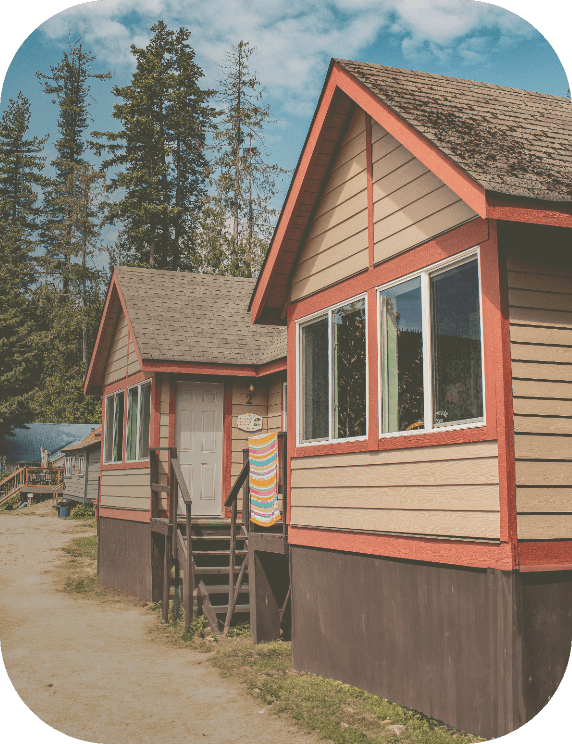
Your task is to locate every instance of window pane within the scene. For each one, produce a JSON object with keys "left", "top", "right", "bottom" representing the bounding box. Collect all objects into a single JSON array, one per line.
[
  {"left": 333, "top": 300, "right": 366, "bottom": 438},
  {"left": 380, "top": 277, "right": 424, "bottom": 433},
  {"left": 431, "top": 260, "right": 483, "bottom": 425},
  {"left": 302, "top": 318, "right": 329, "bottom": 441},
  {"left": 104, "top": 396, "right": 114, "bottom": 462},
  {"left": 126, "top": 387, "right": 138, "bottom": 461},
  {"left": 138, "top": 383, "right": 151, "bottom": 459},
  {"left": 113, "top": 392, "right": 125, "bottom": 462}
]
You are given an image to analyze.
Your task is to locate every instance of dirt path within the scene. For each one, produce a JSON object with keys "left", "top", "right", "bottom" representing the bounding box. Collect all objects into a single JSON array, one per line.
[{"left": 0, "top": 504, "right": 318, "bottom": 744}]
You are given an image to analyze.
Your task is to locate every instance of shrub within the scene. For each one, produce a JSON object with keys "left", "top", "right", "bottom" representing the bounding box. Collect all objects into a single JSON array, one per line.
[{"left": 69, "top": 502, "right": 95, "bottom": 519}]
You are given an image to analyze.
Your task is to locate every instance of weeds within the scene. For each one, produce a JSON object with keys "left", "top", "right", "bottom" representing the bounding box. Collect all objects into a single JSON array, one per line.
[{"left": 61, "top": 535, "right": 98, "bottom": 561}]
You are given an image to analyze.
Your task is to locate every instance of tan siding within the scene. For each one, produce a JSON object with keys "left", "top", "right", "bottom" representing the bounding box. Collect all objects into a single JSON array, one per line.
[
  {"left": 290, "top": 441, "right": 499, "bottom": 539},
  {"left": 104, "top": 313, "right": 129, "bottom": 385},
  {"left": 291, "top": 108, "right": 368, "bottom": 301},
  {"left": 100, "top": 467, "right": 150, "bottom": 509},
  {"left": 509, "top": 251, "right": 572, "bottom": 540},
  {"left": 99, "top": 495, "right": 150, "bottom": 510},
  {"left": 231, "top": 380, "right": 268, "bottom": 512},
  {"left": 371, "top": 120, "right": 477, "bottom": 264},
  {"left": 127, "top": 337, "right": 141, "bottom": 375},
  {"left": 267, "top": 376, "right": 284, "bottom": 431}
]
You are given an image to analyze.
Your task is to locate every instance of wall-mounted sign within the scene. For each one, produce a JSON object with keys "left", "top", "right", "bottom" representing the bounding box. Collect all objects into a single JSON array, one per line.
[{"left": 237, "top": 413, "right": 263, "bottom": 432}]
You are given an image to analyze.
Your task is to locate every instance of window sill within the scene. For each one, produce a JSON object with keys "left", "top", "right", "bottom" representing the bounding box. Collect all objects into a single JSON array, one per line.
[
  {"left": 378, "top": 421, "right": 485, "bottom": 440},
  {"left": 294, "top": 437, "right": 371, "bottom": 458}
]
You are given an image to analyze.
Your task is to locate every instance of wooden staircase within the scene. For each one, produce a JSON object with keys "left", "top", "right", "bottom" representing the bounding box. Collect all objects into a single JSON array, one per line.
[{"left": 0, "top": 467, "right": 64, "bottom": 506}]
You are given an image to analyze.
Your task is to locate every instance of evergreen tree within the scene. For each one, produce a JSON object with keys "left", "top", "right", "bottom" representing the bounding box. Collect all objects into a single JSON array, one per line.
[
  {"left": 37, "top": 36, "right": 111, "bottom": 294},
  {"left": 207, "top": 41, "right": 286, "bottom": 277},
  {"left": 91, "top": 21, "right": 216, "bottom": 270},
  {"left": 0, "top": 93, "right": 47, "bottom": 449}
]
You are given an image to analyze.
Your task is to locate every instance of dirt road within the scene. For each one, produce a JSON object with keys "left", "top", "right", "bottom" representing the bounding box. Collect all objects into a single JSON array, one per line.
[{"left": 0, "top": 504, "right": 317, "bottom": 744}]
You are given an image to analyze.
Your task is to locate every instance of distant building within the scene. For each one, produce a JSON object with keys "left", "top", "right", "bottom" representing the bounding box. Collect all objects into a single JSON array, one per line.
[{"left": 2, "top": 423, "right": 99, "bottom": 475}]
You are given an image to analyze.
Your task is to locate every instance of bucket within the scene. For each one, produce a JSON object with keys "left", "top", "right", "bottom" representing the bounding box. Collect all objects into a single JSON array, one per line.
[{"left": 59, "top": 506, "right": 70, "bottom": 518}]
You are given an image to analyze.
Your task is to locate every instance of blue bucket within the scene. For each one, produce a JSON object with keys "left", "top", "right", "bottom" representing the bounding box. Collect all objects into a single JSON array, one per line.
[{"left": 59, "top": 506, "right": 70, "bottom": 518}]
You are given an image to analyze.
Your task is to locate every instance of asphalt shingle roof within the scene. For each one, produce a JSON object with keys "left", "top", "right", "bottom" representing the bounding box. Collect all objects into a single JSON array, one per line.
[
  {"left": 336, "top": 59, "right": 572, "bottom": 203},
  {"left": 116, "top": 267, "right": 286, "bottom": 366}
]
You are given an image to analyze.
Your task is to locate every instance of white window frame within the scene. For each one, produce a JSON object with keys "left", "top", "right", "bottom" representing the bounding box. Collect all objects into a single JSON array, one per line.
[
  {"left": 296, "top": 293, "right": 368, "bottom": 447},
  {"left": 125, "top": 379, "right": 152, "bottom": 462},
  {"left": 103, "top": 390, "right": 125, "bottom": 464},
  {"left": 78, "top": 456, "right": 86, "bottom": 476},
  {"left": 377, "top": 246, "right": 485, "bottom": 439},
  {"left": 64, "top": 457, "right": 73, "bottom": 477}
]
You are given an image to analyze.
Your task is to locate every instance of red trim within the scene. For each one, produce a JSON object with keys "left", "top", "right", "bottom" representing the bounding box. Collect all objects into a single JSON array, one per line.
[
  {"left": 486, "top": 193, "right": 572, "bottom": 228},
  {"left": 518, "top": 541, "right": 572, "bottom": 568},
  {"left": 168, "top": 377, "right": 176, "bottom": 448},
  {"left": 101, "top": 460, "right": 150, "bottom": 471},
  {"left": 519, "top": 564, "right": 572, "bottom": 573},
  {"left": 85, "top": 276, "right": 119, "bottom": 393},
  {"left": 222, "top": 383, "right": 233, "bottom": 504},
  {"left": 365, "top": 113, "right": 374, "bottom": 269},
  {"left": 98, "top": 507, "right": 150, "bottom": 523},
  {"left": 102, "top": 371, "right": 149, "bottom": 396},
  {"left": 367, "top": 289, "right": 378, "bottom": 450},
  {"left": 288, "top": 527, "right": 513, "bottom": 570},
  {"left": 493, "top": 221, "right": 518, "bottom": 564},
  {"left": 140, "top": 358, "right": 286, "bottom": 378},
  {"left": 153, "top": 373, "right": 161, "bottom": 449}
]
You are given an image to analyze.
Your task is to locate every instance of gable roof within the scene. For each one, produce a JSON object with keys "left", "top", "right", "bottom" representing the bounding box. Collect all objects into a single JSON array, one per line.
[
  {"left": 249, "top": 59, "right": 572, "bottom": 324},
  {"left": 62, "top": 425, "right": 102, "bottom": 452},
  {"left": 3, "top": 423, "right": 99, "bottom": 463},
  {"left": 85, "top": 268, "right": 287, "bottom": 393}
]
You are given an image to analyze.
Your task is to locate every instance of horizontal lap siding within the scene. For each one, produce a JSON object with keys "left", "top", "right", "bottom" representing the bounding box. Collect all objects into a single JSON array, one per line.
[
  {"left": 507, "top": 253, "right": 572, "bottom": 540},
  {"left": 290, "top": 440, "right": 500, "bottom": 538},
  {"left": 104, "top": 312, "right": 129, "bottom": 385},
  {"left": 291, "top": 108, "right": 368, "bottom": 301},
  {"left": 100, "top": 467, "right": 150, "bottom": 510},
  {"left": 86, "top": 448, "right": 100, "bottom": 501},
  {"left": 127, "top": 337, "right": 141, "bottom": 376},
  {"left": 371, "top": 120, "right": 477, "bottom": 265}
]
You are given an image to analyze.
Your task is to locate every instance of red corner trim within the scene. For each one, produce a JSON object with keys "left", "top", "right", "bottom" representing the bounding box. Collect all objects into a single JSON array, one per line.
[
  {"left": 365, "top": 113, "right": 374, "bottom": 269},
  {"left": 98, "top": 507, "right": 150, "bottom": 523},
  {"left": 518, "top": 540, "right": 572, "bottom": 569}
]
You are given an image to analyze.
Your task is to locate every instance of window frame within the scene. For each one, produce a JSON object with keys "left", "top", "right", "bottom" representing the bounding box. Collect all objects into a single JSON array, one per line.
[
  {"left": 78, "top": 456, "right": 86, "bottom": 477},
  {"left": 125, "top": 379, "right": 152, "bottom": 463},
  {"left": 296, "top": 292, "right": 368, "bottom": 447},
  {"left": 377, "top": 246, "right": 486, "bottom": 440},
  {"left": 103, "top": 389, "right": 126, "bottom": 464},
  {"left": 64, "top": 457, "right": 73, "bottom": 478}
]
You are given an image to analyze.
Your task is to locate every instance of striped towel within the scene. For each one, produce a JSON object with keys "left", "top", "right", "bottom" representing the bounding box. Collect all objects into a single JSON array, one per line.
[{"left": 249, "top": 431, "right": 280, "bottom": 527}]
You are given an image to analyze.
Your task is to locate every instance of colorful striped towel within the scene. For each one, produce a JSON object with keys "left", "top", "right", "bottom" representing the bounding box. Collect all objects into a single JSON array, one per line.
[{"left": 249, "top": 431, "right": 280, "bottom": 527}]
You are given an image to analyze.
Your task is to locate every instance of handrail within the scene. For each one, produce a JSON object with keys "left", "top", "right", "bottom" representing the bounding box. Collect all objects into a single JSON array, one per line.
[
  {"left": 224, "top": 460, "right": 249, "bottom": 507},
  {"left": 0, "top": 466, "right": 26, "bottom": 490}
]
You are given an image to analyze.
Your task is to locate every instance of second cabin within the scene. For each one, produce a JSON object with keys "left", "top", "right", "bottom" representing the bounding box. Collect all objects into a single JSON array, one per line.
[{"left": 84, "top": 268, "right": 286, "bottom": 601}]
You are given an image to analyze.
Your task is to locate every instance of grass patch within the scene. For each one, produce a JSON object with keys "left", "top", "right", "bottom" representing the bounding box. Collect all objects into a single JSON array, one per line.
[{"left": 61, "top": 535, "right": 98, "bottom": 561}]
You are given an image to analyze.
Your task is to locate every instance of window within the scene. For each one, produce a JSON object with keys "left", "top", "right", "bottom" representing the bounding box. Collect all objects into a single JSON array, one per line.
[
  {"left": 104, "top": 390, "right": 125, "bottom": 463},
  {"left": 126, "top": 380, "right": 152, "bottom": 461},
  {"left": 64, "top": 457, "right": 73, "bottom": 477},
  {"left": 379, "top": 251, "right": 484, "bottom": 435},
  {"left": 299, "top": 297, "right": 367, "bottom": 443},
  {"left": 78, "top": 457, "right": 86, "bottom": 476}
]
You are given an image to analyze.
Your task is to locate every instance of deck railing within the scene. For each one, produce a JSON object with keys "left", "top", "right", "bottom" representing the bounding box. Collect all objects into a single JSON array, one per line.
[{"left": 0, "top": 466, "right": 64, "bottom": 505}]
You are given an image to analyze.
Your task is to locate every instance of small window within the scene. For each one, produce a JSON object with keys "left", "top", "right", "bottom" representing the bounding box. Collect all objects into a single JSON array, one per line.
[
  {"left": 64, "top": 457, "right": 73, "bottom": 477},
  {"left": 78, "top": 457, "right": 86, "bottom": 476},
  {"left": 379, "top": 251, "right": 484, "bottom": 435},
  {"left": 104, "top": 390, "right": 125, "bottom": 463},
  {"left": 299, "top": 296, "right": 367, "bottom": 444},
  {"left": 126, "top": 380, "right": 152, "bottom": 461}
]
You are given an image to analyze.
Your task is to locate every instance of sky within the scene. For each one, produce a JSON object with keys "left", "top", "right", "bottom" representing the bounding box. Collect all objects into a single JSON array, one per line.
[{"left": 0, "top": 0, "right": 570, "bottom": 191}]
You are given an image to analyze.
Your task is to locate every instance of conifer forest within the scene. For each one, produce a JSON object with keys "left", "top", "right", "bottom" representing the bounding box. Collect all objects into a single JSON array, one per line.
[{"left": 0, "top": 22, "right": 287, "bottom": 447}]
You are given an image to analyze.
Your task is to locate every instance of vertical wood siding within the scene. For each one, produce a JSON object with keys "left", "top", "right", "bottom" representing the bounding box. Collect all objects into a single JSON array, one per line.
[
  {"left": 371, "top": 120, "right": 477, "bottom": 264},
  {"left": 103, "top": 312, "right": 129, "bottom": 385},
  {"left": 290, "top": 440, "right": 500, "bottom": 539},
  {"left": 508, "top": 253, "right": 572, "bottom": 540},
  {"left": 291, "top": 108, "right": 368, "bottom": 301}
]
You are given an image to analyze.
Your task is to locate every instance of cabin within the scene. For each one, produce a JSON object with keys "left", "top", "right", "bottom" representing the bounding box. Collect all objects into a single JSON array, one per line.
[
  {"left": 248, "top": 60, "right": 572, "bottom": 739},
  {"left": 61, "top": 425, "right": 102, "bottom": 506},
  {"left": 84, "top": 268, "right": 286, "bottom": 608}
]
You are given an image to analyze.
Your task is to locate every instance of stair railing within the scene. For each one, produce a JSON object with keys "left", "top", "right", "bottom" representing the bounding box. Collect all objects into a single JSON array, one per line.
[
  {"left": 223, "top": 458, "right": 250, "bottom": 635},
  {"left": 148, "top": 446, "right": 194, "bottom": 633},
  {"left": 0, "top": 466, "right": 64, "bottom": 506}
]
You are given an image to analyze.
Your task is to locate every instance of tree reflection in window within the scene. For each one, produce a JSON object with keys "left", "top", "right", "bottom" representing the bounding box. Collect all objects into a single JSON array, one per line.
[{"left": 333, "top": 299, "right": 366, "bottom": 438}]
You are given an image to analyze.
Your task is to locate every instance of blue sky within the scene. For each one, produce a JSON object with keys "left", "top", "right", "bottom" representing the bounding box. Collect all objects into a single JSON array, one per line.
[{"left": 0, "top": 0, "right": 570, "bottom": 260}]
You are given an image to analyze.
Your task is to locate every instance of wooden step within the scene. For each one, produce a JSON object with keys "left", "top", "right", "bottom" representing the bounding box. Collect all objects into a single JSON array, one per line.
[
  {"left": 211, "top": 604, "right": 250, "bottom": 614},
  {"left": 194, "top": 566, "right": 247, "bottom": 575},
  {"left": 192, "top": 550, "right": 247, "bottom": 556},
  {"left": 190, "top": 535, "right": 247, "bottom": 541},
  {"left": 202, "top": 584, "right": 249, "bottom": 594}
]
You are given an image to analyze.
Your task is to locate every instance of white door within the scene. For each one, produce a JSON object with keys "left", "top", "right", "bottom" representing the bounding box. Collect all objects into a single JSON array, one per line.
[{"left": 175, "top": 381, "right": 224, "bottom": 517}]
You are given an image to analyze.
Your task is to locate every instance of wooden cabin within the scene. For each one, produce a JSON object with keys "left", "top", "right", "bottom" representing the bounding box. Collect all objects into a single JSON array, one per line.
[
  {"left": 61, "top": 426, "right": 102, "bottom": 506},
  {"left": 249, "top": 60, "right": 572, "bottom": 739},
  {"left": 84, "top": 268, "right": 286, "bottom": 605}
]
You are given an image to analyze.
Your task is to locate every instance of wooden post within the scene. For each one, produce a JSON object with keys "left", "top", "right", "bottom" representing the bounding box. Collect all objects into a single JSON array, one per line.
[
  {"left": 280, "top": 432, "right": 287, "bottom": 537},
  {"left": 162, "top": 533, "right": 171, "bottom": 623},
  {"left": 184, "top": 501, "right": 194, "bottom": 633},
  {"left": 229, "top": 490, "right": 237, "bottom": 608}
]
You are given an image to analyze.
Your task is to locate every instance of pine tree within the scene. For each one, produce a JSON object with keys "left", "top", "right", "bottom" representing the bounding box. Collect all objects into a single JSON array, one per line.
[
  {"left": 207, "top": 41, "right": 286, "bottom": 277},
  {"left": 0, "top": 93, "right": 47, "bottom": 449},
  {"left": 37, "top": 36, "right": 111, "bottom": 294},
  {"left": 91, "top": 21, "right": 216, "bottom": 270}
]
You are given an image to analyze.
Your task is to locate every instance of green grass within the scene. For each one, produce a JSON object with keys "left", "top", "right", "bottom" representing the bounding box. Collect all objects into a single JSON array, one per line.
[{"left": 61, "top": 534, "right": 98, "bottom": 561}]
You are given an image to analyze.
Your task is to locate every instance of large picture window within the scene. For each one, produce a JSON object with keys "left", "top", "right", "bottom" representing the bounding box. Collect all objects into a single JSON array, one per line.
[
  {"left": 379, "top": 251, "right": 484, "bottom": 435},
  {"left": 126, "top": 380, "right": 152, "bottom": 461},
  {"left": 299, "top": 297, "right": 367, "bottom": 443}
]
